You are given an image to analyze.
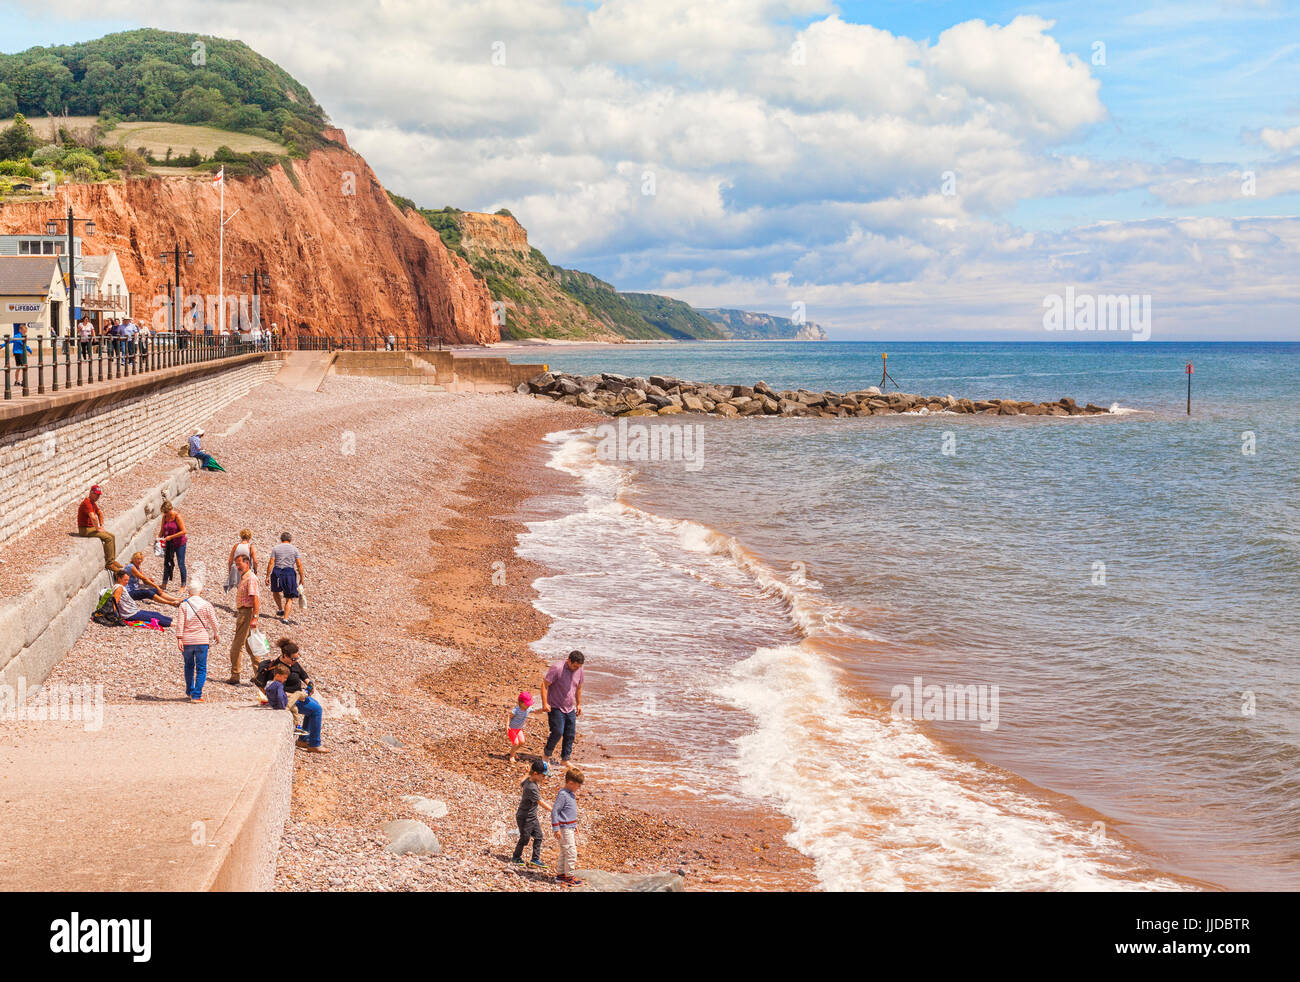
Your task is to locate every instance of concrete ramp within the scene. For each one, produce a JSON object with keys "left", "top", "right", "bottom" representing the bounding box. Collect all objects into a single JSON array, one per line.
[
  {"left": 0, "top": 704, "right": 293, "bottom": 891},
  {"left": 276, "top": 351, "right": 336, "bottom": 392}
]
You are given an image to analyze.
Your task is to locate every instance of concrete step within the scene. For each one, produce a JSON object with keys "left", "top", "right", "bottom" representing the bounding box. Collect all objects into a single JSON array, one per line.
[
  {"left": 276, "top": 352, "right": 336, "bottom": 392},
  {"left": 0, "top": 704, "right": 294, "bottom": 891}
]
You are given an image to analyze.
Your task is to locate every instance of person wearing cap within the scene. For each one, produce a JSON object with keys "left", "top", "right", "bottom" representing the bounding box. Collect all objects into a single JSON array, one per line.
[
  {"left": 506, "top": 690, "right": 535, "bottom": 764},
  {"left": 187, "top": 429, "right": 215, "bottom": 470},
  {"left": 76, "top": 485, "right": 121, "bottom": 572},
  {"left": 512, "top": 758, "right": 551, "bottom": 869}
]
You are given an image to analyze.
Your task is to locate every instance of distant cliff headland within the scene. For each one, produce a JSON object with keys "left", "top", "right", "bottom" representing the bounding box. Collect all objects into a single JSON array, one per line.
[{"left": 0, "top": 29, "right": 824, "bottom": 344}]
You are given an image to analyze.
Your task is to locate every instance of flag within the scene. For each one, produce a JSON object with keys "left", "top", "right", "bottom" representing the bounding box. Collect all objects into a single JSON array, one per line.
[{"left": 213, "top": 167, "right": 224, "bottom": 186}]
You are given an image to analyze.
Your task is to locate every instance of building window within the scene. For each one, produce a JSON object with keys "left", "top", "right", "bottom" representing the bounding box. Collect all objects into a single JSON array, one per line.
[
  {"left": 43, "top": 241, "right": 54, "bottom": 255},
  {"left": 18, "top": 241, "right": 30, "bottom": 255}
]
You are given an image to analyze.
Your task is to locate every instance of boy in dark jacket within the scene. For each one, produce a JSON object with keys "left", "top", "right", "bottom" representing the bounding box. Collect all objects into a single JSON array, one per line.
[{"left": 512, "top": 760, "right": 551, "bottom": 869}]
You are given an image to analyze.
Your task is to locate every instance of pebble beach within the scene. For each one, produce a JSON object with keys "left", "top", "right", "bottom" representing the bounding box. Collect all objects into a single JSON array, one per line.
[{"left": 32, "top": 375, "right": 814, "bottom": 891}]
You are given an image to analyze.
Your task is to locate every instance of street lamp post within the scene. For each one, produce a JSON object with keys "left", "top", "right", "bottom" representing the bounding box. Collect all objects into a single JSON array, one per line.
[
  {"left": 159, "top": 245, "right": 194, "bottom": 344},
  {"left": 45, "top": 206, "right": 95, "bottom": 338}
]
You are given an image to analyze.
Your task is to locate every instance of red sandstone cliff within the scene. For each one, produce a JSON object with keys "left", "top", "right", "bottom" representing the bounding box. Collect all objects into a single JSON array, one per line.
[{"left": 0, "top": 129, "right": 498, "bottom": 344}]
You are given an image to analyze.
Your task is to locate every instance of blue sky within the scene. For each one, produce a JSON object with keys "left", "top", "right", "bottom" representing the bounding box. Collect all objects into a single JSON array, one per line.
[{"left": 5, "top": 1, "right": 1300, "bottom": 339}]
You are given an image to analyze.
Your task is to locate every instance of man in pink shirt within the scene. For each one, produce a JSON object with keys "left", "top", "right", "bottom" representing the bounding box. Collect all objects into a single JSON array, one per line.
[
  {"left": 175, "top": 582, "right": 220, "bottom": 702},
  {"left": 226, "top": 554, "right": 260, "bottom": 685}
]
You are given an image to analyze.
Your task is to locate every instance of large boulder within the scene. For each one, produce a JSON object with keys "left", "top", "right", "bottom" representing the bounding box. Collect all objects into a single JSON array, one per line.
[
  {"left": 714, "top": 403, "right": 739, "bottom": 417},
  {"left": 555, "top": 377, "right": 580, "bottom": 396},
  {"left": 658, "top": 404, "right": 684, "bottom": 415},
  {"left": 682, "top": 393, "right": 706, "bottom": 412},
  {"left": 571, "top": 870, "right": 685, "bottom": 892},
  {"left": 382, "top": 820, "right": 442, "bottom": 856},
  {"left": 400, "top": 796, "right": 449, "bottom": 819}
]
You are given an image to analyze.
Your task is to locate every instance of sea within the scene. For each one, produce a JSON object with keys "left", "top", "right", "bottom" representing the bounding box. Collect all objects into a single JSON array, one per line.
[{"left": 508, "top": 341, "right": 1299, "bottom": 891}]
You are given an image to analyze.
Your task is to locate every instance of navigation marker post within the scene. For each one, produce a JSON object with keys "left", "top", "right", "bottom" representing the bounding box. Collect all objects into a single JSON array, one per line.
[{"left": 1186, "top": 362, "right": 1193, "bottom": 415}]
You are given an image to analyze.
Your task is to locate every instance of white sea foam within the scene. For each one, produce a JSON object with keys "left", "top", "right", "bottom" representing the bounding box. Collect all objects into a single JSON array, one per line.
[
  {"left": 524, "top": 428, "right": 1190, "bottom": 892},
  {"left": 720, "top": 644, "right": 1191, "bottom": 891}
]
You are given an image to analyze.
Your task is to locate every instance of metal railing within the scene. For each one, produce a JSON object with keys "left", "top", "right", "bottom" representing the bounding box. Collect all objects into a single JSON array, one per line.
[
  {"left": 0, "top": 332, "right": 453, "bottom": 399},
  {"left": 284, "top": 334, "right": 446, "bottom": 352},
  {"left": 0, "top": 332, "right": 282, "bottom": 401}
]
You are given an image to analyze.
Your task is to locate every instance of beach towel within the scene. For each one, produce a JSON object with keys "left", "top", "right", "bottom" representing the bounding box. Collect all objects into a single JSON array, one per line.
[{"left": 201, "top": 456, "right": 226, "bottom": 472}]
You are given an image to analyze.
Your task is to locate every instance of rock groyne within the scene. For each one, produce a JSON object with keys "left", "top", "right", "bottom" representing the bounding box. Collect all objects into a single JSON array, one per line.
[{"left": 523, "top": 372, "right": 1112, "bottom": 418}]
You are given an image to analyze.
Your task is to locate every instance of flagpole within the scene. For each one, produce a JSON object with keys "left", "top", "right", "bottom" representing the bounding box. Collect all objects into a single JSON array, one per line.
[{"left": 218, "top": 168, "right": 225, "bottom": 338}]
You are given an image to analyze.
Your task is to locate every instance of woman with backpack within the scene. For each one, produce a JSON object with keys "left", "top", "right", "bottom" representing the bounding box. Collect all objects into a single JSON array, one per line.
[
  {"left": 112, "top": 569, "right": 172, "bottom": 628},
  {"left": 175, "top": 582, "right": 220, "bottom": 702}
]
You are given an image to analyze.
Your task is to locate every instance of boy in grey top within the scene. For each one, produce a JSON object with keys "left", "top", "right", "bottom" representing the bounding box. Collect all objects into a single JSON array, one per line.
[{"left": 551, "top": 768, "right": 584, "bottom": 886}]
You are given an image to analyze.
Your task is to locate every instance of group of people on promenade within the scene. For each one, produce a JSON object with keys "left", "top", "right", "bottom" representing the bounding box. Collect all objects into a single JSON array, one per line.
[
  {"left": 2, "top": 317, "right": 282, "bottom": 389},
  {"left": 504, "top": 650, "right": 589, "bottom": 886},
  {"left": 76, "top": 483, "right": 327, "bottom": 751}
]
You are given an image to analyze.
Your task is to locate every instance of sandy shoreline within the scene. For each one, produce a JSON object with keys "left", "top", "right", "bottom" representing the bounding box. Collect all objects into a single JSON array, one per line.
[{"left": 19, "top": 375, "right": 813, "bottom": 891}]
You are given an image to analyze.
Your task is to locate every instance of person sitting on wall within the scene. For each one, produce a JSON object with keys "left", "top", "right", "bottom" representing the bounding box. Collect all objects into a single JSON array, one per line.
[
  {"left": 188, "top": 429, "right": 215, "bottom": 470},
  {"left": 76, "top": 484, "right": 122, "bottom": 573}
]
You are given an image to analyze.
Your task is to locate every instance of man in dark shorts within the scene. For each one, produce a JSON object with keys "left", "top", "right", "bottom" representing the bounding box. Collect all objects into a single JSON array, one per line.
[{"left": 267, "top": 531, "right": 305, "bottom": 619}]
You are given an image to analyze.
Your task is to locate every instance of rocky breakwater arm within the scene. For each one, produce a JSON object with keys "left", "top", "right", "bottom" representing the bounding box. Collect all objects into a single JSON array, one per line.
[{"left": 520, "top": 372, "right": 1112, "bottom": 419}]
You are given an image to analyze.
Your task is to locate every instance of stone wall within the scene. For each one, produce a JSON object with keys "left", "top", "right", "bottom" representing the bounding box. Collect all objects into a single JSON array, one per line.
[
  {"left": 0, "top": 465, "right": 192, "bottom": 688},
  {"left": 0, "top": 355, "right": 283, "bottom": 547}
]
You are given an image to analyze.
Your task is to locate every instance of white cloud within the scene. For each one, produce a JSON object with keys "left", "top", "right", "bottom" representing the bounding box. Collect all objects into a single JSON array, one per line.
[
  {"left": 1255, "top": 124, "right": 1300, "bottom": 151},
  {"left": 24, "top": 0, "right": 1298, "bottom": 337}
]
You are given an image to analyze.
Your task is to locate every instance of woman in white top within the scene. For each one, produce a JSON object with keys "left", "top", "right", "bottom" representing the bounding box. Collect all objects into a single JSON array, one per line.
[{"left": 224, "top": 528, "right": 258, "bottom": 592}]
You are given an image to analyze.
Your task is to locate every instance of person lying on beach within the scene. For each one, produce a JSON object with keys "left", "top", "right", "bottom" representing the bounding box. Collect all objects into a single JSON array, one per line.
[
  {"left": 266, "top": 531, "right": 305, "bottom": 619},
  {"left": 225, "top": 529, "right": 258, "bottom": 592},
  {"left": 507, "top": 691, "right": 534, "bottom": 763},
  {"left": 124, "top": 552, "right": 181, "bottom": 607},
  {"left": 513, "top": 759, "right": 551, "bottom": 869},
  {"left": 551, "top": 768, "right": 584, "bottom": 887},
  {"left": 112, "top": 570, "right": 172, "bottom": 628}
]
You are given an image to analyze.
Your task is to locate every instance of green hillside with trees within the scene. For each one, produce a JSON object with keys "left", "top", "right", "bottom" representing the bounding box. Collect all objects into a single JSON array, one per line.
[{"left": 0, "top": 28, "right": 327, "bottom": 152}]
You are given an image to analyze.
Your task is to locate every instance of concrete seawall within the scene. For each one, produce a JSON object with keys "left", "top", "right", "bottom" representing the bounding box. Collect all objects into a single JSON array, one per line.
[
  {"left": 0, "top": 352, "right": 285, "bottom": 547},
  {"left": 0, "top": 355, "right": 296, "bottom": 891},
  {"left": 0, "top": 463, "right": 193, "bottom": 689},
  {"left": 330, "top": 349, "right": 545, "bottom": 392}
]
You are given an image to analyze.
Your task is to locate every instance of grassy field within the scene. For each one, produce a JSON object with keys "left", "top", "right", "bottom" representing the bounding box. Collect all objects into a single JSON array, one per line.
[
  {"left": 0, "top": 117, "right": 284, "bottom": 157},
  {"left": 0, "top": 115, "right": 100, "bottom": 140},
  {"left": 108, "top": 121, "right": 283, "bottom": 157}
]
